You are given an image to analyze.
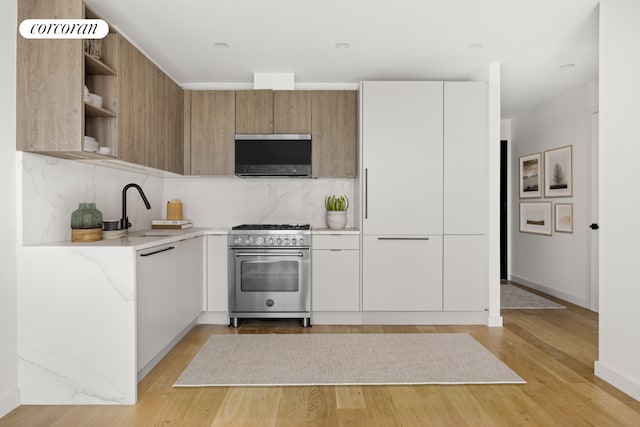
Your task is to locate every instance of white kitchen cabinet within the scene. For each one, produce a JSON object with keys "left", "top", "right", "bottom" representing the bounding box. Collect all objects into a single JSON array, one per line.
[
  {"left": 136, "top": 236, "right": 203, "bottom": 378},
  {"left": 443, "top": 235, "right": 487, "bottom": 311},
  {"left": 312, "top": 235, "right": 360, "bottom": 312},
  {"left": 206, "top": 235, "right": 229, "bottom": 312},
  {"left": 444, "top": 82, "right": 488, "bottom": 234},
  {"left": 361, "top": 81, "right": 443, "bottom": 235},
  {"left": 362, "top": 235, "right": 443, "bottom": 311},
  {"left": 360, "top": 81, "right": 444, "bottom": 313}
]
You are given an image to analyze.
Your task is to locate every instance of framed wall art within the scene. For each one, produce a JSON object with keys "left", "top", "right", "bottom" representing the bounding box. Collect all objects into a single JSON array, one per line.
[
  {"left": 555, "top": 203, "right": 574, "bottom": 233},
  {"left": 520, "top": 202, "right": 552, "bottom": 236},
  {"left": 519, "top": 152, "right": 542, "bottom": 198},
  {"left": 544, "top": 145, "right": 573, "bottom": 197}
]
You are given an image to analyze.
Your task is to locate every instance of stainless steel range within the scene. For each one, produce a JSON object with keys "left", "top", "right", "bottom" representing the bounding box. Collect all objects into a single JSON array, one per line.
[{"left": 228, "top": 224, "right": 311, "bottom": 327}]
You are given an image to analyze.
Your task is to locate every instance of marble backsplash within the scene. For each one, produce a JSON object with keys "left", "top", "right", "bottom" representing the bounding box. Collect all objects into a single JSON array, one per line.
[
  {"left": 20, "top": 152, "right": 357, "bottom": 245},
  {"left": 163, "top": 176, "right": 356, "bottom": 229},
  {"left": 20, "top": 153, "right": 164, "bottom": 245}
]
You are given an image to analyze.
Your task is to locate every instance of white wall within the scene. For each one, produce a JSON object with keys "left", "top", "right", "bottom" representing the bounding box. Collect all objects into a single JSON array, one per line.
[
  {"left": 0, "top": 0, "right": 19, "bottom": 418},
  {"left": 163, "top": 177, "right": 355, "bottom": 228},
  {"left": 595, "top": 0, "right": 640, "bottom": 401},
  {"left": 21, "top": 153, "right": 164, "bottom": 245},
  {"left": 510, "top": 81, "right": 598, "bottom": 308}
]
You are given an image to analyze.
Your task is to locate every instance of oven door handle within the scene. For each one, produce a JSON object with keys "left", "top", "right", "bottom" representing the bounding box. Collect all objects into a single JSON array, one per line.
[{"left": 235, "top": 252, "right": 305, "bottom": 257}]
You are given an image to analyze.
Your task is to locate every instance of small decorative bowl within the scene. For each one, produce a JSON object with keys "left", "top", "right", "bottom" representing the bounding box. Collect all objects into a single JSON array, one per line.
[{"left": 102, "top": 219, "right": 120, "bottom": 231}]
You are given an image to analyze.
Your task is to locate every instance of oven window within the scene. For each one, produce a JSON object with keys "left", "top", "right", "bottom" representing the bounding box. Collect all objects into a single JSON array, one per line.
[{"left": 240, "top": 260, "right": 299, "bottom": 292}]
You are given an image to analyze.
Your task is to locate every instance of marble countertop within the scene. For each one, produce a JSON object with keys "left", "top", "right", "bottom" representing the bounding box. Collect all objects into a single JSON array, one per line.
[
  {"left": 31, "top": 227, "right": 229, "bottom": 250},
  {"left": 28, "top": 226, "right": 361, "bottom": 250},
  {"left": 311, "top": 227, "right": 360, "bottom": 235}
]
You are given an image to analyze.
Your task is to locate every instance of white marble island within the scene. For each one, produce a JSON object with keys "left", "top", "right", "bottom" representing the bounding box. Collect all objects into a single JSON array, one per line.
[{"left": 17, "top": 228, "right": 225, "bottom": 404}]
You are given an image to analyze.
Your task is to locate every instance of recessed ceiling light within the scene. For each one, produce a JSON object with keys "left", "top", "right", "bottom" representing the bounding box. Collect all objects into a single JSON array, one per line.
[
  {"left": 560, "top": 63, "right": 576, "bottom": 69},
  {"left": 467, "top": 43, "right": 484, "bottom": 50},
  {"left": 214, "top": 42, "right": 230, "bottom": 49},
  {"left": 335, "top": 42, "right": 350, "bottom": 50}
]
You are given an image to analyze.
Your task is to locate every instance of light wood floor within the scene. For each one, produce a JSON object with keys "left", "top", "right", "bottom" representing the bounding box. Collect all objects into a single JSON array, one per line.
[{"left": 3, "top": 284, "right": 640, "bottom": 426}]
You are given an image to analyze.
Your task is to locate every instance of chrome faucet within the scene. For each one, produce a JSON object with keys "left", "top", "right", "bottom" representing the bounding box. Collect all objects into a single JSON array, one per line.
[{"left": 120, "top": 183, "right": 151, "bottom": 230}]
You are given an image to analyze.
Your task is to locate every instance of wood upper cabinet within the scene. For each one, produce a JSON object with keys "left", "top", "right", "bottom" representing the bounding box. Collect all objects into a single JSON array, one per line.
[
  {"left": 16, "top": 0, "right": 183, "bottom": 174},
  {"left": 274, "top": 91, "right": 311, "bottom": 134},
  {"left": 118, "top": 37, "right": 183, "bottom": 174},
  {"left": 235, "top": 90, "right": 312, "bottom": 134},
  {"left": 188, "top": 90, "right": 236, "bottom": 175},
  {"left": 235, "top": 90, "right": 273, "bottom": 134},
  {"left": 311, "top": 91, "right": 357, "bottom": 177},
  {"left": 190, "top": 89, "right": 355, "bottom": 176},
  {"left": 17, "top": 0, "right": 118, "bottom": 158}
]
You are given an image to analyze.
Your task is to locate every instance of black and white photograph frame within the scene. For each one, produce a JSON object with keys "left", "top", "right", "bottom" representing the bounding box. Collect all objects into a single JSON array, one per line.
[
  {"left": 520, "top": 202, "right": 552, "bottom": 236},
  {"left": 544, "top": 145, "right": 573, "bottom": 198},
  {"left": 519, "top": 152, "right": 542, "bottom": 198},
  {"left": 555, "top": 203, "right": 574, "bottom": 233}
]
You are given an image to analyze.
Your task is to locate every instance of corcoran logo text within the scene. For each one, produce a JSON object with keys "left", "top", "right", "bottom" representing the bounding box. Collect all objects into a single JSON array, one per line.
[{"left": 19, "top": 19, "right": 109, "bottom": 39}]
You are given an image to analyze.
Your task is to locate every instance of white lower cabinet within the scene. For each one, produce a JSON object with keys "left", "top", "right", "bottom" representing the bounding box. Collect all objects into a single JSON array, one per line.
[
  {"left": 362, "top": 235, "right": 443, "bottom": 311},
  {"left": 443, "top": 235, "right": 487, "bottom": 311},
  {"left": 312, "top": 235, "right": 360, "bottom": 311},
  {"left": 206, "top": 235, "right": 228, "bottom": 312},
  {"left": 136, "top": 236, "right": 203, "bottom": 377}
]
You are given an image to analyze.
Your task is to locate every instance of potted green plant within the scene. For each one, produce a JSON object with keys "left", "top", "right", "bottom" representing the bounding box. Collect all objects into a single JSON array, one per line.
[{"left": 324, "top": 195, "right": 349, "bottom": 229}]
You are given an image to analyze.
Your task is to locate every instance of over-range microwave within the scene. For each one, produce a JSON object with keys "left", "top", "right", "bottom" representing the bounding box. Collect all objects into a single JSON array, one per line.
[{"left": 235, "top": 134, "right": 312, "bottom": 177}]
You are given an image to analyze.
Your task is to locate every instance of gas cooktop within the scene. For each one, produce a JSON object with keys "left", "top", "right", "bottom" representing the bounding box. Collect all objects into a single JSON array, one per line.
[
  {"left": 229, "top": 224, "right": 311, "bottom": 247},
  {"left": 231, "top": 224, "right": 310, "bottom": 231}
]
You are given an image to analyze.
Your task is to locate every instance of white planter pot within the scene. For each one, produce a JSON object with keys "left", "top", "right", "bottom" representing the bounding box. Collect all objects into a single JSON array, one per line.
[{"left": 326, "top": 211, "right": 347, "bottom": 229}]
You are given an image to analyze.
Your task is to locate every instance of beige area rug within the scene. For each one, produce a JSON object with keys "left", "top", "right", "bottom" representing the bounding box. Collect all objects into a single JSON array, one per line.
[
  {"left": 501, "top": 284, "right": 566, "bottom": 309},
  {"left": 174, "top": 333, "right": 524, "bottom": 387}
]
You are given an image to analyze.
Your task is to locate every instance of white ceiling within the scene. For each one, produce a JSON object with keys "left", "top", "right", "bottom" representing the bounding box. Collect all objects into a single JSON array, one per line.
[{"left": 85, "top": 0, "right": 599, "bottom": 118}]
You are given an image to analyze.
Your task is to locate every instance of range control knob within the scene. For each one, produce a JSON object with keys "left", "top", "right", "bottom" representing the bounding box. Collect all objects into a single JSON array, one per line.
[
  {"left": 276, "top": 238, "right": 282, "bottom": 245},
  {"left": 284, "top": 238, "right": 290, "bottom": 245},
  {"left": 292, "top": 238, "right": 297, "bottom": 245},
  {"left": 246, "top": 236, "right": 252, "bottom": 245},
  {"left": 269, "top": 237, "right": 275, "bottom": 245},
  {"left": 266, "top": 299, "right": 275, "bottom": 307},
  {"left": 255, "top": 236, "right": 265, "bottom": 245},
  {"left": 299, "top": 237, "right": 305, "bottom": 245}
]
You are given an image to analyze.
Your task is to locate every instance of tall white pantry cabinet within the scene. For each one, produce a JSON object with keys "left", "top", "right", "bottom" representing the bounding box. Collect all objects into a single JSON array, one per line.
[{"left": 360, "top": 81, "right": 487, "bottom": 314}]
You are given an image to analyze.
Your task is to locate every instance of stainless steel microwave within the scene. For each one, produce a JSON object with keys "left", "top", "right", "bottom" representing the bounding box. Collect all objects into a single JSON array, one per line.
[{"left": 235, "top": 134, "right": 312, "bottom": 177}]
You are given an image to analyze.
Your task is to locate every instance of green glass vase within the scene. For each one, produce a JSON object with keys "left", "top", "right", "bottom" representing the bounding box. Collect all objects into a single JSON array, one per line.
[{"left": 70, "top": 202, "right": 103, "bottom": 229}]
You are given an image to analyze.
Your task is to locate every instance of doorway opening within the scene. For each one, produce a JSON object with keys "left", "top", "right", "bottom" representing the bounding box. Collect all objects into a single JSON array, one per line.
[{"left": 500, "top": 140, "right": 508, "bottom": 280}]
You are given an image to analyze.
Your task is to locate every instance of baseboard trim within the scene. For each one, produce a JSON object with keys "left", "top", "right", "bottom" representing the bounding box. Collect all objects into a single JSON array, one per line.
[
  {"left": 595, "top": 360, "right": 640, "bottom": 401},
  {"left": 0, "top": 388, "right": 21, "bottom": 419},
  {"left": 509, "top": 274, "right": 590, "bottom": 308},
  {"left": 137, "top": 320, "right": 197, "bottom": 383},
  {"left": 198, "top": 311, "right": 229, "bottom": 325},
  {"left": 198, "top": 311, "right": 490, "bottom": 326},
  {"left": 487, "top": 315, "right": 503, "bottom": 327}
]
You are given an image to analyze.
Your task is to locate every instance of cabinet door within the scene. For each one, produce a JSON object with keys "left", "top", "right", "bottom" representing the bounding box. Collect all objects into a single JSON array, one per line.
[
  {"left": 361, "top": 82, "right": 443, "bottom": 235},
  {"left": 312, "top": 250, "right": 360, "bottom": 311},
  {"left": 119, "top": 37, "right": 184, "bottom": 173},
  {"left": 190, "top": 91, "right": 236, "bottom": 175},
  {"left": 136, "top": 244, "right": 178, "bottom": 370},
  {"left": 362, "top": 235, "right": 442, "bottom": 311},
  {"left": 207, "top": 235, "right": 229, "bottom": 312},
  {"left": 235, "top": 90, "right": 273, "bottom": 133},
  {"left": 173, "top": 237, "right": 204, "bottom": 331},
  {"left": 17, "top": 0, "right": 84, "bottom": 152},
  {"left": 443, "top": 235, "right": 487, "bottom": 311},
  {"left": 311, "top": 91, "right": 358, "bottom": 177},
  {"left": 274, "top": 91, "right": 311, "bottom": 134},
  {"left": 444, "top": 82, "right": 487, "bottom": 234},
  {"left": 137, "top": 237, "right": 203, "bottom": 371}
]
